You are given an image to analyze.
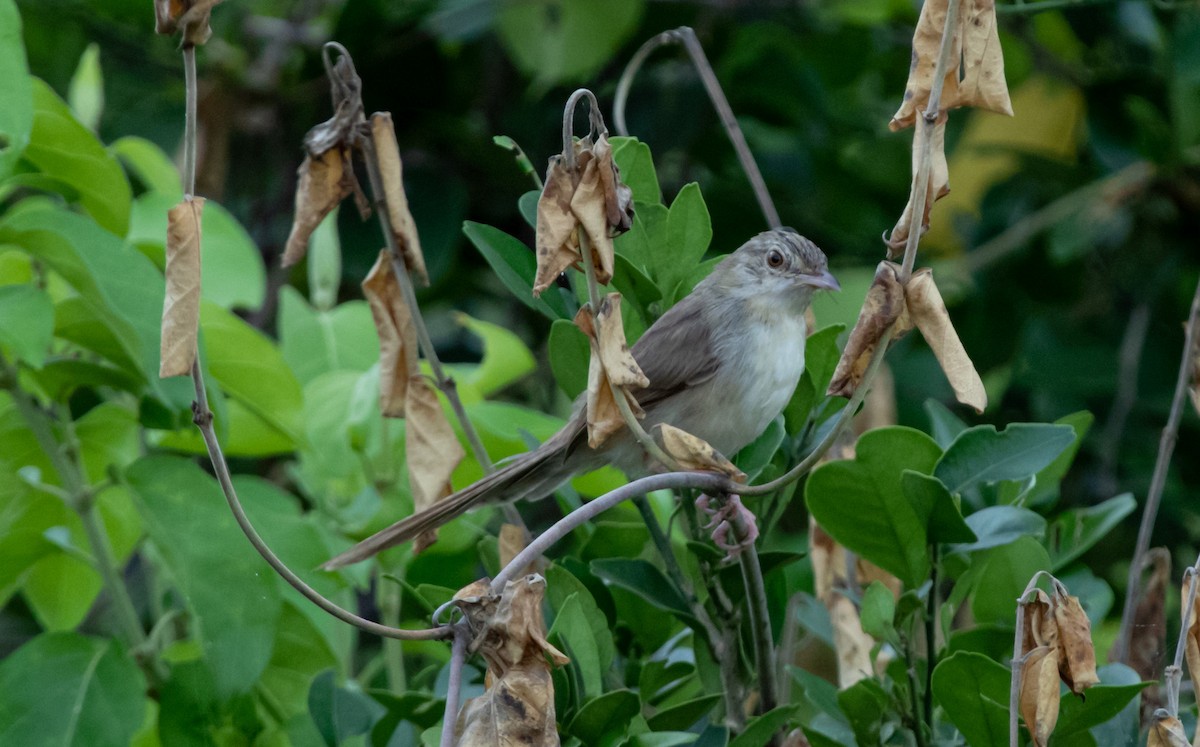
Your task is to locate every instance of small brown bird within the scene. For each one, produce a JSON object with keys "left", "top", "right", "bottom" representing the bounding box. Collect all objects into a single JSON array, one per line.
[{"left": 322, "top": 228, "right": 838, "bottom": 569}]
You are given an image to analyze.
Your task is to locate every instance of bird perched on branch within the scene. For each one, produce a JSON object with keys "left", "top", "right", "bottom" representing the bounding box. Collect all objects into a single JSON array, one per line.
[{"left": 322, "top": 228, "right": 838, "bottom": 569}]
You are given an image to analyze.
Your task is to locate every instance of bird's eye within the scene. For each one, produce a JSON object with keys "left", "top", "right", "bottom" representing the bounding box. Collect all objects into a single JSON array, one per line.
[{"left": 766, "top": 250, "right": 785, "bottom": 268}]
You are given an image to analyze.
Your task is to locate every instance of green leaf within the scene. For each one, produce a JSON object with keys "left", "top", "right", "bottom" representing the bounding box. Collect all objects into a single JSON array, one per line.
[
  {"left": 859, "top": 580, "right": 896, "bottom": 642},
  {"left": 128, "top": 456, "right": 283, "bottom": 699},
  {"left": 901, "top": 471, "right": 977, "bottom": 545},
  {"left": 67, "top": 43, "right": 103, "bottom": 132},
  {"left": 549, "top": 593, "right": 603, "bottom": 699},
  {"left": 931, "top": 652, "right": 1009, "bottom": 747},
  {"left": 110, "top": 136, "right": 180, "bottom": 197},
  {"left": 836, "top": 678, "right": 889, "bottom": 747},
  {"left": 611, "top": 252, "right": 662, "bottom": 318},
  {"left": 924, "top": 399, "right": 969, "bottom": 449},
  {"left": 1054, "top": 677, "right": 1148, "bottom": 739},
  {"left": 934, "top": 422, "right": 1076, "bottom": 495},
  {"left": 590, "top": 557, "right": 696, "bottom": 625},
  {"left": 646, "top": 694, "right": 721, "bottom": 731},
  {"left": 615, "top": 201, "right": 668, "bottom": 279},
  {"left": 565, "top": 689, "right": 641, "bottom": 742},
  {"left": 0, "top": 283, "right": 53, "bottom": 366},
  {"left": 0, "top": 0, "right": 32, "bottom": 180},
  {"left": 0, "top": 205, "right": 195, "bottom": 409},
  {"left": 970, "top": 536, "right": 1052, "bottom": 624},
  {"left": 729, "top": 706, "right": 795, "bottom": 747},
  {"left": 496, "top": 0, "right": 642, "bottom": 88},
  {"left": 22, "top": 552, "right": 101, "bottom": 631},
  {"left": 307, "top": 208, "right": 341, "bottom": 312},
  {"left": 998, "top": 411, "right": 1093, "bottom": 508},
  {"left": 455, "top": 312, "right": 536, "bottom": 396},
  {"left": 278, "top": 287, "right": 378, "bottom": 386},
  {"left": 127, "top": 191, "right": 265, "bottom": 311},
  {"left": 784, "top": 324, "right": 845, "bottom": 433},
  {"left": 790, "top": 667, "right": 856, "bottom": 747},
  {"left": 307, "top": 669, "right": 385, "bottom": 747},
  {"left": 463, "top": 220, "right": 569, "bottom": 320},
  {"left": 259, "top": 604, "right": 340, "bottom": 719},
  {"left": 805, "top": 426, "right": 942, "bottom": 587},
  {"left": 549, "top": 318, "right": 590, "bottom": 398},
  {"left": 610, "top": 136, "right": 661, "bottom": 204},
  {"left": 0, "top": 632, "right": 146, "bottom": 747},
  {"left": 24, "top": 79, "right": 131, "bottom": 236},
  {"left": 1046, "top": 493, "right": 1136, "bottom": 571},
  {"left": 659, "top": 183, "right": 712, "bottom": 301},
  {"left": 545, "top": 564, "right": 615, "bottom": 673},
  {"left": 957, "top": 505, "right": 1046, "bottom": 552}
]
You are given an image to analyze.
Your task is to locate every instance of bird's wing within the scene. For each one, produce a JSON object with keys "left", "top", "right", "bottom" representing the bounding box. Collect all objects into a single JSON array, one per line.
[{"left": 630, "top": 291, "right": 721, "bottom": 410}]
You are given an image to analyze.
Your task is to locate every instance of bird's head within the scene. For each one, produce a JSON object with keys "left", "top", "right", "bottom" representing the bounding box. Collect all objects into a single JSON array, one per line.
[{"left": 708, "top": 228, "right": 839, "bottom": 311}]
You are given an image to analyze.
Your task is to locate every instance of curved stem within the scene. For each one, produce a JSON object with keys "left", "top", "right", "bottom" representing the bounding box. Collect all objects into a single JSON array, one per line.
[
  {"left": 440, "top": 627, "right": 469, "bottom": 747},
  {"left": 1114, "top": 272, "right": 1200, "bottom": 662},
  {"left": 738, "top": 533, "right": 777, "bottom": 719},
  {"left": 492, "top": 472, "right": 730, "bottom": 591},
  {"left": 562, "top": 88, "right": 604, "bottom": 169},
  {"left": 183, "top": 47, "right": 197, "bottom": 197},
  {"left": 613, "top": 27, "right": 780, "bottom": 229}
]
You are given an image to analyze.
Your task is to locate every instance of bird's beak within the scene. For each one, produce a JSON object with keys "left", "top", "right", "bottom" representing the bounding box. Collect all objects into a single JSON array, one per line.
[{"left": 798, "top": 269, "right": 840, "bottom": 292}]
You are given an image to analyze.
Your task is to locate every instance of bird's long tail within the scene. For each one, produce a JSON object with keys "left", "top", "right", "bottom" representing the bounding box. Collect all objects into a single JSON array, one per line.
[{"left": 321, "top": 434, "right": 578, "bottom": 569}]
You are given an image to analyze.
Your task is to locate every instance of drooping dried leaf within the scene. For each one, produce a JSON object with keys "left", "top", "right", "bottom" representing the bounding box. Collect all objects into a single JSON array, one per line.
[
  {"left": 362, "top": 250, "right": 420, "bottom": 417},
  {"left": 828, "top": 261, "right": 912, "bottom": 398},
  {"left": 370, "top": 113, "right": 429, "bottom": 286},
  {"left": 284, "top": 147, "right": 354, "bottom": 267},
  {"left": 160, "top": 197, "right": 205, "bottom": 378},
  {"left": 499, "top": 524, "right": 526, "bottom": 570},
  {"left": 948, "top": 0, "right": 1014, "bottom": 117},
  {"left": 655, "top": 424, "right": 746, "bottom": 481},
  {"left": 592, "top": 134, "right": 634, "bottom": 234},
  {"left": 885, "top": 113, "right": 949, "bottom": 256},
  {"left": 809, "top": 518, "right": 841, "bottom": 604},
  {"left": 303, "top": 54, "right": 365, "bottom": 158},
  {"left": 454, "top": 575, "right": 568, "bottom": 747},
  {"left": 1147, "top": 710, "right": 1190, "bottom": 747},
  {"left": 1129, "top": 549, "right": 1169, "bottom": 717},
  {"left": 906, "top": 268, "right": 987, "bottom": 413},
  {"left": 153, "top": 0, "right": 222, "bottom": 47},
  {"left": 1181, "top": 571, "right": 1200, "bottom": 712},
  {"left": 570, "top": 150, "right": 615, "bottom": 286},
  {"left": 1021, "top": 590, "right": 1059, "bottom": 654},
  {"left": 890, "top": 0, "right": 961, "bottom": 131},
  {"left": 1019, "top": 645, "right": 1062, "bottom": 747},
  {"left": 1053, "top": 592, "right": 1100, "bottom": 695},
  {"left": 829, "top": 592, "right": 874, "bottom": 689},
  {"left": 534, "top": 156, "right": 582, "bottom": 296},
  {"left": 857, "top": 558, "right": 902, "bottom": 600},
  {"left": 575, "top": 294, "right": 650, "bottom": 448},
  {"left": 405, "top": 376, "right": 466, "bottom": 553}
]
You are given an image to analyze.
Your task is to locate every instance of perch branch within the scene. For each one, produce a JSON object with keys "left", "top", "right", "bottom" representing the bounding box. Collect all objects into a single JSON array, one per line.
[{"left": 440, "top": 627, "right": 469, "bottom": 747}]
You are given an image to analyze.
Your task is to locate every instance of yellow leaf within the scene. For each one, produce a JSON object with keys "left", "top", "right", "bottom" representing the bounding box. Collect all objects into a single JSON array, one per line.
[
  {"left": 361, "top": 250, "right": 419, "bottom": 417},
  {"left": 159, "top": 197, "right": 205, "bottom": 378},
  {"left": 370, "top": 113, "right": 429, "bottom": 286},
  {"left": 655, "top": 424, "right": 746, "bottom": 481},
  {"left": 905, "top": 268, "right": 986, "bottom": 413}
]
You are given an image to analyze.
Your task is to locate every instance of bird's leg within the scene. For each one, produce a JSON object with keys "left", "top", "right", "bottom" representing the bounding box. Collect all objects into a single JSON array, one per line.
[{"left": 695, "top": 493, "right": 759, "bottom": 558}]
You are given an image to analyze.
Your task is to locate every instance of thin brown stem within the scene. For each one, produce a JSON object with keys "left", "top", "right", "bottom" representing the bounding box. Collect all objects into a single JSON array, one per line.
[
  {"left": 1115, "top": 273, "right": 1200, "bottom": 662},
  {"left": 737, "top": 524, "right": 778, "bottom": 721},
  {"left": 613, "top": 27, "right": 781, "bottom": 229}
]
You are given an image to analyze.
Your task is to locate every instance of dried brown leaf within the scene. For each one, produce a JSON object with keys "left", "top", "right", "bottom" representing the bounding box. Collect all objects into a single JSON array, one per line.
[
  {"left": 405, "top": 376, "right": 466, "bottom": 553},
  {"left": 362, "top": 250, "right": 419, "bottom": 417},
  {"left": 1053, "top": 592, "right": 1100, "bottom": 695},
  {"left": 1182, "top": 571, "right": 1200, "bottom": 709},
  {"left": 809, "top": 518, "right": 842, "bottom": 604},
  {"left": 890, "top": 0, "right": 961, "bottom": 131},
  {"left": 656, "top": 424, "right": 746, "bottom": 481},
  {"left": 575, "top": 294, "right": 650, "bottom": 448},
  {"left": 1021, "top": 590, "right": 1059, "bottom": 654},
  {"left": 284, "top": 147, "right": 354, "bottom": 268},
  {"left": 948, "top": 0, "right": 1014, "bottom": 117},
  {"left": 828, "top": 261, "right": 911, "bottom": 398},
  {"left": 534, "top": 156, "right": 581, "bottom": 296},
  {"left": 160, "top": 197, "right": 205, "bottom": 378},
  {"left": 906, "top": 268, "right": 987, "bottom": 413},
  {"left": 370, "top": 113, "right": 429, "bottom": 286},
  {"left": 1130, "top": 549, "right": 1169, "bottom": 686},
  {"left": 1148, "top": 710, "right": 1190, "bottom": 747},
  {"left": 499, "top": 524, "right": 526, "bottom": 570},
  {"left": 886, "top": 113, "right": 949, "bottom": 256},
  {"left": 593, "top": 134, "right": 634, "bottom": 234},
  {"left": 454, "top": 575, "right": 568, "bottom": 747},
  {"left": 1019, "top": 645, "right": 1062, "bottom": 747},
  {"left": 829, "top": 592, "right": 874, "bottom": 689},
  {"left": 153, "top": 0, "right": 222, "bottom": 46},
  {"left": 570, "top": 150, "right": 615, "bottom": 286}
]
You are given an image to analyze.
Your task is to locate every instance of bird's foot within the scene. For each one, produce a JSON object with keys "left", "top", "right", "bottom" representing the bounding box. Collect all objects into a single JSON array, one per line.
[{"left": 695, "top": 493, "right": 759, "bottom": 559}]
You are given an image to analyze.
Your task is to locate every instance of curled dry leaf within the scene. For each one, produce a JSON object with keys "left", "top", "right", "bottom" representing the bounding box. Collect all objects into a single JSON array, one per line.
[
  {"left": 533, "top": 134, "right": 632, "bottom": 295},
  {"left": 906, "top": 268, "right": 987, "bottom": 413},
  {"left": 153, "top": 0, "right": 223, "bottom": 47},
  {"left": 283, "top": 147, "right": 355, "bottom": 268},
  {"left": 828, "top": 261, "right": 911, "bottom": 398},
  {"left": 160, "top": 197, "right": 205, "bottom": 378},
  {"left": 1053, "top": 592, "right": 1100, "bottom": 695},
  {"left": 405, "top": 376, "right": 465, "bottom": 554},
  {"left": 829, "top": 592, "right": 874, "bottom": 689},
  {"left": 362, "top": 250, "right": 419, "bottom": 417},
  {"left": 655, "top": 424, "right": 746, "bottom": 481},
  {"left": 575, "top": 293, "right": 650, "bottom": 448},
  {"left": 454, "top": 575, "right": 568, "bottom": 747},
  {"left": 890, "top": 0, "right": 1012, "bottom": 131},
  {"left": 370, "top": 113, "right": 428, "bottom": 286},
  {"left": 1019, "top": 645, "right": 1062, "bottom": 747},
  {"left": 1021, "top": 590, "right": 1059, "bottom": 655},
  {"left": 885, "top": 112, "right": 949, "bottom": 256},
  {"left": 1147, "top": 710, "right": 1190, "bottom": 747}
]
